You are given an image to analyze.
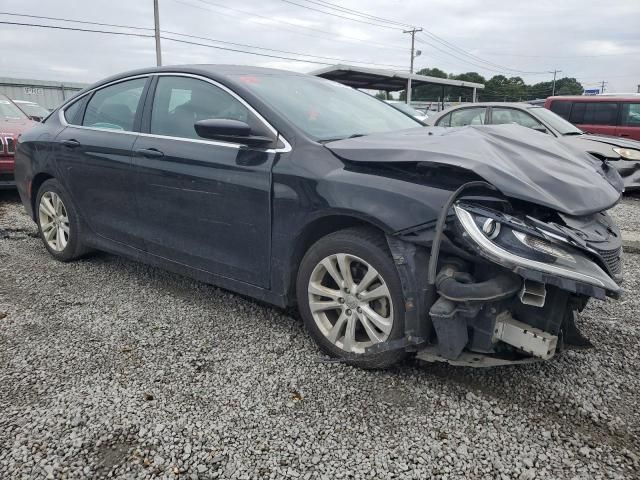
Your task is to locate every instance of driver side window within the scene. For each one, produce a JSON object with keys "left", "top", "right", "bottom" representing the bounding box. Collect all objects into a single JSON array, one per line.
[
  {"left": 150, "top": 76, "right": 252, "bottom": 140},
  {"left": 491, "top": 108, "right": 543, "bottom": 129}
]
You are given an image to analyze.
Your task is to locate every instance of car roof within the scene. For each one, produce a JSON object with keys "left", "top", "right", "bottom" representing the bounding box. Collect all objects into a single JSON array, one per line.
[{"left": 547, "top": 95, "right": 640, "bottom": 102}]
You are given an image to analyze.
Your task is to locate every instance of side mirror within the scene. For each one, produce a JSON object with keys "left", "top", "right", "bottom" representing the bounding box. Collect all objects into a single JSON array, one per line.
[
  {"left": 194, "top": 119, "right": 273, "bottom": 147},
  {"left": 532, "top": 125, "right": 549, "bottom": 134}
]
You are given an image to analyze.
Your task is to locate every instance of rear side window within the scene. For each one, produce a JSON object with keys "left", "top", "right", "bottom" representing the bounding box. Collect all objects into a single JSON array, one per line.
[
  {"left": 83, "top": 78, "right": 147, "bottom": 131},
  {"left": 570, "top": 102, "right": 619, "bottom": 125},
  {"left": 621, "top": 103, "right": 640, "bottom": 126},
  {"left": 449, "top": 107, "right": 487, "bottom": 126},
  {"left": 549, "top": 100, "right": 572, "bottom": 120},
  {"left": 436, "top": 112, "right": 452, "bottom": 127}
]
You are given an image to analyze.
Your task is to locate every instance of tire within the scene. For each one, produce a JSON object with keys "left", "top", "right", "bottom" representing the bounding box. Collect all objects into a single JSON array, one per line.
[
  {"left": 35, "top": 179, "right": 88, "bottom": 261},
  {"left": 296, "top": 227, "right": 407, "bottom": 369}
]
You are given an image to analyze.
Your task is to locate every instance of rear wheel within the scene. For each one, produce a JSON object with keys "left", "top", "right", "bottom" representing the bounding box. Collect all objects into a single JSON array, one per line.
[
  {"left": 36, "top": 179, "right": 88, "bottom": 261},
  {"left": 297, "top": 227, "right": 406, "bottom": 369}
]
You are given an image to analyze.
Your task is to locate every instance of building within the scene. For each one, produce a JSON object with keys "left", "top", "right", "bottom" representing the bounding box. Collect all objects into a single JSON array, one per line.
[{"left": 0, "top": 77, "right": 89, "bottom": 111}]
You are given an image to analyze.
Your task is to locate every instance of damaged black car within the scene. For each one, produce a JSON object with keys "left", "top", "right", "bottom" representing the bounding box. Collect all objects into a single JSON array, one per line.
[{"left": 14, "top": 66, "right": 624, "bottom": 368}]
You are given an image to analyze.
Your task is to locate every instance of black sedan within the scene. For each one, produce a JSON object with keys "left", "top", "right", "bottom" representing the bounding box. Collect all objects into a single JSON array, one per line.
[
  {"left": 15, "top": 66, "right": 624, "bottom": 368},
  {"left": 427, "top": 102, "right": 640, "bottom": 190}
]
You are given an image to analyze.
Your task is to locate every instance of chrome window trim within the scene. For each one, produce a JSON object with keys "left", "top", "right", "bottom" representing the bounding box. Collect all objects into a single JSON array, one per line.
[{"left": 58, "top": 71, "right": 292, "bottom": 153}]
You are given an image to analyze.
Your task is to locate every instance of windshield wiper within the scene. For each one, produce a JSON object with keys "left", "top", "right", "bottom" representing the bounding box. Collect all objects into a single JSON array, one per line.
[
  {"left": 319, "top": 133, "right": 368, "bottom": 144},
  {"left": 562, "top": 131, "right": 584, "bottom": 136}
]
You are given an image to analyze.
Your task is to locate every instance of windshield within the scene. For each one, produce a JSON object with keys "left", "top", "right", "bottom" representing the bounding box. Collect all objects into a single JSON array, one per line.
[
  {"left": 16, "top": 101, "right": 50, "bottom": 118},
  {"left": 529, "top": 106, "right": 582, "bottom": 135},
  {"left": 0, "top": 99, "right": 28, "bottom": 120},
  {"left": 233, "top": 74, "right": 420, "bottom": 141}
]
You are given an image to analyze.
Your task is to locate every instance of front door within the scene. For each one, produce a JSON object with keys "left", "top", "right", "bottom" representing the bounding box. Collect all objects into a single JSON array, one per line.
[
  {"left": 133, "top": 75, "right": 275, "bottom": 287},
  {"left": 55, "top": 77, "right": 149, "bottom": 249}
]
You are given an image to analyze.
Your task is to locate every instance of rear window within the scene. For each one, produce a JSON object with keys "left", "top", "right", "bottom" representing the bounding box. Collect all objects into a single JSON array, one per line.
[
  {"left": 549, "top": 100, "right": 572, "bottom": 120},
  {"left": 569, "top": 102, "right": 619, "bottom": 125}
]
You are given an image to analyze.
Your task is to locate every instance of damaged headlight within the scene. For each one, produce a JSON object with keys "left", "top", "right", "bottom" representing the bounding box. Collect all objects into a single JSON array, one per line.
[
  {"left": 454, "top": 204, "right": 621, "bottom": 296},
  {"left": 613, "top": 147, "right": 640, "bottom": 161},
  {"left": 512, "top": 231, "right": 575, "bottom": 262}
]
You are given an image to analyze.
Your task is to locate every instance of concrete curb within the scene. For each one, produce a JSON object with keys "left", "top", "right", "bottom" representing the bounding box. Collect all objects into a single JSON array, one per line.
[{"left": 622, "top": 230, "right": 640, "bottom": 254}]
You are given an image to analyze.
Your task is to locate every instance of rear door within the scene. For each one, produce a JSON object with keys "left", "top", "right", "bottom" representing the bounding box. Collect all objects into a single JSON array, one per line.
[
  {"left": 616, "top": 102, "right": 640, "bottom": 140},
  {"left": 569, "top": 101, "right": 619, "bottom": 136},
  {"left": 132, "top": 74, "right": 276, "bottom": 287},
  {"left": 56, "top": 77, "right": 149, "bottom": 249}
]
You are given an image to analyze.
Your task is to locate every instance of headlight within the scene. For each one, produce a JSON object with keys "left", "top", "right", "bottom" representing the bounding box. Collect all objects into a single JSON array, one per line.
[
  {"left": 512, "top": 231, "right": 575, "bottom": 262},
  {"left": 454, "top": 205, "right": 620, "bottom": 293},
  {"left": 613, "top": 147, "right": 640, "bottom": 161}
]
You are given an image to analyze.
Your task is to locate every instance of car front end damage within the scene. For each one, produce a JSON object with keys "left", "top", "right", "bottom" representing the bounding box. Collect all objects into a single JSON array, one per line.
[
  {"left": 326, "top": 124, "right": 625, "bottom": 366},
  {"left": 381, "top": 188, "right": 623, "bottom": 367}
]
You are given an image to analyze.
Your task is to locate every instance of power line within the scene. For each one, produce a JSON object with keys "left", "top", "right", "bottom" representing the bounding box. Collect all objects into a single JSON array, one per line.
[
  {"left": 162, "top": 30, "right": 408, "bottom": 68},
  {"left": 278, "top": 0, "right": 402, "bottom": 30},
  {"left": 298, "top": 0, "right": 413, "bottom": 28},
  {"left": 0, "top": 12, "right": 407, "bottom": 69},
  {"left": 0, "top": 11, "right": 153, "bottom": 31},
  {"left": 180, "top": 0, "right": 407, "bottom": 51},
  {"left": 0, "top": 20, "right": 154, "bottom": 38}
]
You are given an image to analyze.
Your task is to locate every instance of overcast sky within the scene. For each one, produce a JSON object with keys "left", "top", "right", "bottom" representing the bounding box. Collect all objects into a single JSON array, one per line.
[{"left": 0, "top": 0, "right": 638, "bottom": 92}]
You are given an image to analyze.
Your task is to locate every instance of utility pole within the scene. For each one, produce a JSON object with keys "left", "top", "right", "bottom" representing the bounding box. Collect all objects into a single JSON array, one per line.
[
  {"left": 154, "top": 0, "right": 162, "bottom": 66},
  {"left": 600, "top": 80, "right": 607, "bottom": 94},
  {"left": 550, "top": 69, "right": 562, "bottom": 96},
  {"left": 403, "top": 27, "right": 422, "bottom": 104}
]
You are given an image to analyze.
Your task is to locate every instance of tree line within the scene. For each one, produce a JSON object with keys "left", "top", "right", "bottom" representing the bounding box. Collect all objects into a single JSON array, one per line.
[{"left": 386, "top": 68, "right": 584, "bottom": 102}]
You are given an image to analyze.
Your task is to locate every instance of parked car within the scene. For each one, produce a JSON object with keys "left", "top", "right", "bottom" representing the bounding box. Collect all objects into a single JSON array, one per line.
[
  {"left": 428, "top": 102, "right": 640, "bottom": 190},
  {"left": 0, "top": 95, "right": 38, "bottom": 189},
  {"left": 544, "top": 95, "right": 640, "bottom": 141},
  {"left": 15, "top": 66, "right": 623, "bottom": 368},
  {"left": 384, "top": 101, "right": 429, "bottom": 122},
  {"left": 11, "top": 99, "right": 51, "bottom": 122}
]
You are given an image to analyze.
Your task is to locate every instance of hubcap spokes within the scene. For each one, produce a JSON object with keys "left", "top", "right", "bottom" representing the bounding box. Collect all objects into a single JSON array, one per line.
[
  {"left": 38, "top": 192, "right": 69, "bottom": 252},
  {"left": 308, "top": 253, "right": 393, "bottom": 354}
]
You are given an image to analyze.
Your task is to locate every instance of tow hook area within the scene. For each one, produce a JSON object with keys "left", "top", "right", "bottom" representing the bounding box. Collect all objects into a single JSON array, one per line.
[{"left": 493, "top": 313, "right": 557, "bottom": 360}]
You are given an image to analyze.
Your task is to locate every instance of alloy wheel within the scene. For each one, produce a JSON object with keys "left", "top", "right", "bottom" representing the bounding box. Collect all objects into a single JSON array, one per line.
[
  {"left": 307, "top": 253, "right": 394, "bottom": 354},
  {"left": 38, "top": 191, "right": 70, "bottom": 252}
]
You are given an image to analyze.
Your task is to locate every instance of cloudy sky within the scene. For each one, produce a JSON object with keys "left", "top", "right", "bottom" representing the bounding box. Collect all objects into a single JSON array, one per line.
[{"left": 0, "top": 0, "right": 638, "bottom": 92}]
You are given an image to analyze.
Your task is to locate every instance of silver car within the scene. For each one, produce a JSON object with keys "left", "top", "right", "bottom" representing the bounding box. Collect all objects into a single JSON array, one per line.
[{"left": 428, "top": 103, "right": 640, "bottom": 190}]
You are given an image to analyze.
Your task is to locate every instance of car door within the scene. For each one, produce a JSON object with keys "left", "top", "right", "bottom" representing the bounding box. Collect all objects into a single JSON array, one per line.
[
  {"left": 616, "top": 102, "right": 640, "bottom": 140},
  {"left": 56, "top": 76, "right": 149, "bottom": 249},
  {"left": 132, "top": 74, "right": 276, "bottom": 287},
  {"left": 569, "top": 101, "right": 619, "bottom": 136}
]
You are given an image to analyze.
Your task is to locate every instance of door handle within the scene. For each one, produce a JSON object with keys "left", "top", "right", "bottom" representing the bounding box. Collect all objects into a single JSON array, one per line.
[
  {"left": 619, "top": 134, "right": 630, "bottom": 137},
  {"left": 135, "top": 148, "right": 164, "bottom": 158},
  {"left": 61, "top": 139, "right": 81, "bottom": 148}
]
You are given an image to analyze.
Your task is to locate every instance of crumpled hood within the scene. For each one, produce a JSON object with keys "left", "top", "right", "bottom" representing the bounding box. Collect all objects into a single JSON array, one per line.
[{"left": 325, "top": 124, "right": 623, "bottom": 216}]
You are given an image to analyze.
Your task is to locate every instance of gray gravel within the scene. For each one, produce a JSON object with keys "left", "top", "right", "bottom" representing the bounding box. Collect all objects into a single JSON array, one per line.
[
  {"left": 609, "top": 193, "right": 640, "bottom": 234},
  {"left": 1, "top": 190, "right": 639, "bottom": 480}
]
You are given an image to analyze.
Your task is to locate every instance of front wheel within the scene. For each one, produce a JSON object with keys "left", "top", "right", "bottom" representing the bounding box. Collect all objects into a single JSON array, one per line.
[{"left": 296, "top": 227, "right": 406, "bottom": 369}]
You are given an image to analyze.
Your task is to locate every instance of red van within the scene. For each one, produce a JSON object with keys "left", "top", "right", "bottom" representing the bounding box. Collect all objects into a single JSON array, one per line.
[{"left": 544, "top": 95, "right": 640, "bottom": 140}]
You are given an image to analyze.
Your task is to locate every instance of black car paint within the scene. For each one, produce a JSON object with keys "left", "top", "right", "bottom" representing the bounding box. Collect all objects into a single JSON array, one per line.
[{"left": 14, "top": 66, "right": 623, "bottom": 316}]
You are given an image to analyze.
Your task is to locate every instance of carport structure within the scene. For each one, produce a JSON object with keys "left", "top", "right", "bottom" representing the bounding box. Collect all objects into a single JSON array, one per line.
[{"left": 311, "top": 64, "right": 484, "bottom": 109}]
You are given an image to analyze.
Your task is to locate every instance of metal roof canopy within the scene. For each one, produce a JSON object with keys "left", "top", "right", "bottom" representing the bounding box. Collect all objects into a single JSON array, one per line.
[{"left": 310, "top": 64, "right": 484, "bottom": 92}]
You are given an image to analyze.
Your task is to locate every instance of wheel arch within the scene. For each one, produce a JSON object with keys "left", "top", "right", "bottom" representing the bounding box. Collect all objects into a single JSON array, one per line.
[
  {"left": 30, "top": 172, "right": 55, "bottom": 220},
  {"left": 285, "top": 212, "right": 392, "bottom": 306}
]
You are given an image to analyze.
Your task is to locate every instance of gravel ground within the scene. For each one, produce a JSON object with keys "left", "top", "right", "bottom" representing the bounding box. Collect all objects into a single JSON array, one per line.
[
  {"left": 1, "top": 190, "right": 639, "bottom": 480},
  {"left": 609, "top": 193, "right": 640, "bottom": 233}
]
